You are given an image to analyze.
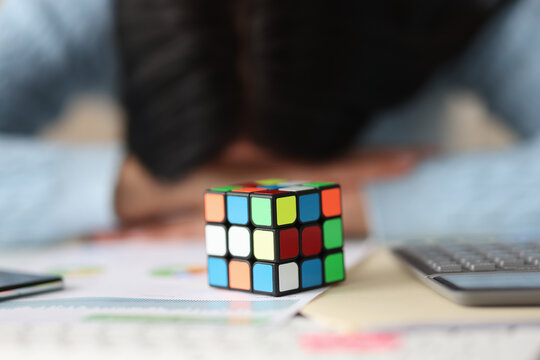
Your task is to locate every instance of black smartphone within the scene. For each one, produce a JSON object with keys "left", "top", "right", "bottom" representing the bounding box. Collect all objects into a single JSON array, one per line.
[{"left": 0, "top": 270, "right": 63, "bottom": 301}]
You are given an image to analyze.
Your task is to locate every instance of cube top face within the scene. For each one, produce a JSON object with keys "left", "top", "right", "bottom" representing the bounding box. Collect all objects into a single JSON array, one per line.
[
  {"left": 279, "top": 185, "right": 315, "bottom": 192},
  {"left": 205, "top": 179, "right": 345, "bottom": 296},
  {"left": 277, "top": 180, "right": 309, "bottom": 187},
  {"left": 302, "top": 181, "right": 336, "bottom": 188},
  {"left": 204, "top": 179, "right": 341, "bottom": 226},
  {"left": 210, "top": 185, "right": 242, "bottom": 192},
  {"left": 231, "top": 187, "right": 262, "bottom": 193},
  {"left": 255, "top": 178, "right": 288, "bottom": 186},
  {"left": 253, "top": 189, "right": 287, "bottom": 195}
]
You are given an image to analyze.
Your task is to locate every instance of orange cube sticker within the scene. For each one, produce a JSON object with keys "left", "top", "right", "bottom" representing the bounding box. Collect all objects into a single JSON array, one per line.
[
  {"left": 229, "top": 261, "right": 251, "bottom": 290},
  {"left": 321, "top": 187, "right": 341, "bottom": 217},
  {"left": 204, "top": 193, "right": 225, "bottom": 222}
]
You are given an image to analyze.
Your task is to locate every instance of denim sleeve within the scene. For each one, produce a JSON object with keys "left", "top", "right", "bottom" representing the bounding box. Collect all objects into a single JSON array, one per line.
[
  {"left": 0, "top": 0, "right": 121, "bottom": 246},
  {"left": 365, "top": 0, "right": 540, "bottom": 241},
  {"left": 0, "top": 136, "right": 123, "bottom": 246},
  {"left": 0, "top": 0, "right": 117, "bottom": 133},
  {"left": 366, "top": 138, "right": 540, "bottom": 241}
]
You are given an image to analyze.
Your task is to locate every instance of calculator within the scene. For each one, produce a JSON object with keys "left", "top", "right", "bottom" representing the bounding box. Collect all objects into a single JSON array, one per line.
[{"left": 393, "top": 241, "right": 540, "bottom": 305}]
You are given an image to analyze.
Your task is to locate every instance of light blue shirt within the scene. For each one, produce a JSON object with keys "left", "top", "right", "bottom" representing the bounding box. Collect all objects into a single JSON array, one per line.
[
  {"left": 363, "top": 0, "right": 540, "bottom": 241},
  {"left": 0, "top": 137, "right": 122, "bottom": 245},
  {"left": 0, "top": 0, "right": 539, "bottom": 245},
  {"left": 0, "top": 0, "right": 120, "bottom": 245}
]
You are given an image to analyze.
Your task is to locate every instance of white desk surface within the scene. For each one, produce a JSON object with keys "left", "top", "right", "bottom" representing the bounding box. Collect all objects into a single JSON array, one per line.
[{"left": 1, "top": 240, "right": 540, "bottom": 359}]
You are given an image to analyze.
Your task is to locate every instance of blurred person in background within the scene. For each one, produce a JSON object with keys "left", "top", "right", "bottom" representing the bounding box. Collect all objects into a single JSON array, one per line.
[{"left": 1, "top": 0, "right": 539, "bottom": 245}]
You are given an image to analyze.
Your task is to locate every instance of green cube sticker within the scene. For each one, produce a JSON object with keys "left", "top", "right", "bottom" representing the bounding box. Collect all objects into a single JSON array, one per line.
[
  {"left": 325, "top": 252, "right": 345, "bottom": 283},
  {"left": 256, "top": 178, "right": 287, "bottom": 186},
  {"left": 323, "top": 218, "right": 343, "bottom": 250},
  {"left": 276, "top": 196, "right": 296, "bottom": 225},
  {"left": 302, "top": 182, "right": 336, "bottom": 188},
  {"left": 251, "top": 197, "right": 272, "bottom": 226},
  {"left": 210, "top": 185, "right": 242, "bottom": 192}
]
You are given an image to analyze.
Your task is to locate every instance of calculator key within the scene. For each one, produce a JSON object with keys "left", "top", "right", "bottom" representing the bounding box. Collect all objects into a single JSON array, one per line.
[
  {"left": 531, "top": 258, "right": 540, "bottom": 266},
  {"left": 401, "top": 241, "right": 540, "bottom": 275},
  {"left": 525, "top": 253, "right": 540, "bottom": 263},
  {"left": 466, "top": 263, "right": 496, "bottom": 271},
  {"left": 501, "top": 265, "right": 539, "bottom": 271},
  {"left": 496, "top": 258, "right": 524, "bottom": 267},
  {"left": 433, "top": 264, "right": 462, "bottom": 273},
  {"left": 457, "top": 256, "right": 486, "bottom": 263}
]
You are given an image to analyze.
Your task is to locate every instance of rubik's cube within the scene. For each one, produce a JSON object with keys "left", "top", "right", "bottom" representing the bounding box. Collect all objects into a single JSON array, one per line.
[{"left": 204, "top": 179, "right": 345, "bottom": 296}]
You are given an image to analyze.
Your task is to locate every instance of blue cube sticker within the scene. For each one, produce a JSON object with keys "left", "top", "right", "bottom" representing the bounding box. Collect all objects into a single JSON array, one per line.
[
  {"left": 253, "top": 263, "right": 274, "bottom": 293},
  {"left": 208, "top": 257, "right": 228, "bottom": 287},
  {"left": 227, "top": 196, "right": 249, "bottom": 225},
  {"left": 301, "top": 258, "right": 322, "bottom": 288},
  {"left": 299, "top": 193, "right": 320, "bottom": 223}
]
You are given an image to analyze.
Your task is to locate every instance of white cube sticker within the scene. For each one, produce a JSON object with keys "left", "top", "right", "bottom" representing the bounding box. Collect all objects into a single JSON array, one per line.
[
  {"left": 278, "top": 263, "right": 299, "bottom": 292},
  {"left": 205, "top": 224, "right": 227, "bottom": 256},
  {"left": 228, "top": 226, "right": 251, "bottom": 257},
  {"left": 278, "top": 185, "right": 314, "bottom": 192},
  {"left": 277, "top": 180, "right": 309, "bottom": 187}
]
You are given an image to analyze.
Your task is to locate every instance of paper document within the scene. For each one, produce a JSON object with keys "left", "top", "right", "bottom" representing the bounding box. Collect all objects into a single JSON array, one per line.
[{"left": 0, "top": 240, "right": 368, "bottom": 326}]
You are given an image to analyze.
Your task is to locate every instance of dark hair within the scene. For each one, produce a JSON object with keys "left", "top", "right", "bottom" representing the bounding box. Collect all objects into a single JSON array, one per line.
[
  {"left": 116, "top": 0, "right": 239, "bottom": 180},
  {"left": 116, "top": 0, "right": 507, "bottom": 180}
]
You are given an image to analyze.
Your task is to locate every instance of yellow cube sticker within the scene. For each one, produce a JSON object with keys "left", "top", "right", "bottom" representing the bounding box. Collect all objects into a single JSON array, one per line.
[
  {"left": 253, "top": 230, "right": 275, "bottom": 261},
  {"left": 255, "top": 178, "right": 287, "bottom": 186},
  {"left": 276, "top": 196, "right": 296, "bottom": 226}
]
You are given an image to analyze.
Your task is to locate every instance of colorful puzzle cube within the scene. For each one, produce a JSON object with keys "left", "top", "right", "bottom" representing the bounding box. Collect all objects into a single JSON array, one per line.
[{"left": 204, "top": 179, "right": 345, "bottom": 296}]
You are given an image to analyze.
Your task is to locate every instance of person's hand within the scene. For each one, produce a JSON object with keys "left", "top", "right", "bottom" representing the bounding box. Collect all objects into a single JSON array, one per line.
[{"left": 106, "top": 140, "right": 428, "bottom": 240}]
